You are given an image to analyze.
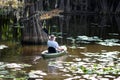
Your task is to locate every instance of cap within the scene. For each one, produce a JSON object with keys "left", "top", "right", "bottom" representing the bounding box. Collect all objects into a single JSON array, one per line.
[{"left": 49, "top": 35, "right": 56, "bottom": 39}]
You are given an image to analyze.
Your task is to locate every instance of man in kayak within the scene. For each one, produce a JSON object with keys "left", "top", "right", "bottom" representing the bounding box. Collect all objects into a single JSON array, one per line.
[{"left": 47, "top": 35, "right": 64, "bottom": 53}]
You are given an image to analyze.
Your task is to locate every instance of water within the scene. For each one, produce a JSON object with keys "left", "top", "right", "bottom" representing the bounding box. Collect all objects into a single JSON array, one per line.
[{"left": 0, "top": 14, "right": 120, "bottom": 80}]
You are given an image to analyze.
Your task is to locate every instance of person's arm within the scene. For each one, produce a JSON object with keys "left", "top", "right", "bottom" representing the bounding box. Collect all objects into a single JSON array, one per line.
[{"left": 55, "top": 42, "right": 64, "bottom": 51}]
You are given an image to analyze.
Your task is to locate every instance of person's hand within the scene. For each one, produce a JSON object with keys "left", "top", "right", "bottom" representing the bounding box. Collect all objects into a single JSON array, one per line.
[{"left": 61, "top": 48, "right": 64, "bottom": 51}]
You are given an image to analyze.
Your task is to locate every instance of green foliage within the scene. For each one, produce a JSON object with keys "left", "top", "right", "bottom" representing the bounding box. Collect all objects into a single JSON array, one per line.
[
  {"left": 80, "top": 65, "right": 87, "bottom": 72},
  {"left": 70, "top": 66, "right": 78, "bottom": 71},
  {"left": 0, "top": 9, "right": 4, "bottom": 15},
  {"left": 10, "top": 19, "right": 14, "bottom": 24},
  {"left": 1, "top": 23, "right": 21, "bottom": 42},
  {"left": 2, "top": 24, "right": 13, "bottom": 40}
]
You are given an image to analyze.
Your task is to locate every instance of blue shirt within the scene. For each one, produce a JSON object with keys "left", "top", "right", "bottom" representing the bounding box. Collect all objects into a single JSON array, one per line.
[{"left": 47, "top": 40, "right": 59, "bottom": 50}]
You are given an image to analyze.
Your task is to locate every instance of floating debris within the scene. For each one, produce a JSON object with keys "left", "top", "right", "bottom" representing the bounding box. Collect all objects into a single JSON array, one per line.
[
  {"left": 5, "top": 63, "right": 32, "bottom": 69},
  {"left": 0, "top": 71, "right": 9, "bottom": 75},
  {"left": 104, "top": 75, "right": 115, "bottom": 78},
  {"left": 76, "top": 36, "right": 102, "bottom": 42},
  {"left": 97, "top": 39, "right": 120, "bottom": 46},
  {"left": 97, "top": 42, "right": 120, "bottom": 46},
  {"left": 64, "top": 76, "right": 81, "bottom": 80},
  {"left": 66, "top": 37, "right": 74, "bottom": 40},
  {"left": 62, "top": 74, "right": 72, "bottom": 77},
  {"left": 28, "top": 70, "right": 47, "bottom": 78},
  {"left": 5, "top": 63, "right": 22, "bottom": 69},
  {"left": 67, "top": 36, "right": 120, "bottom": 47},
  {"left": 73, "top": 58, "right": 81, "bottom": 62},
  {"left": 57, "top": 50, "right": 120, "bottom": 78},
  {"left": 0, "top": 62, "right": 32, "bottom": 79},
  {"left": 108, "top": 33, "right": 119, "bottom": 36},
  {"left": 0, "top": 45, "right": 8, "bottom": 49}
]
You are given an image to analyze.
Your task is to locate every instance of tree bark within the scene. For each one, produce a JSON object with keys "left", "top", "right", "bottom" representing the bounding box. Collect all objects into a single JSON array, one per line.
[
  {"left": 59, "top": 0, "right": 64, "bottom": 10},
  {"left": 21, "top": 0, "right": 48, "bottom": 44},
  {"left": 65, "top": 0, "right": 71, "bottom": 12},
  {"left": 115, "top": 1, "right": 120, "bottom": 13}
]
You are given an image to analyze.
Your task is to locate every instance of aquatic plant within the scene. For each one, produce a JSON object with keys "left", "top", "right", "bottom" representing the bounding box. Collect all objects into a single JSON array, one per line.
[{"left": 0, "top": 62, "right": 32, "bottom": 79}]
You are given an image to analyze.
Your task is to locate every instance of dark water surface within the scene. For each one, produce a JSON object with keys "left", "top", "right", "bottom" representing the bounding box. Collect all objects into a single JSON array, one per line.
[{"left": 0, "top": 14, "right": 120, "bottom": 80}]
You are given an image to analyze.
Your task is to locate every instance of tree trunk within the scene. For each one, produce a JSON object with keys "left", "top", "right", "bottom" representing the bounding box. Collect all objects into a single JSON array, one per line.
[
  {"left": 59, "top": 0, "right": 64, "bottom": 10},
  {"left": 100, "top": 0, "right": 108, "bottom": 14},
  {"left": 22, "top": 0, "right": 48, "bottom": 44},
  {"left": 115, "top": 1, "right": 120, "bottom": 13},
  {"left": 65, "top": 0, "right": 71, "bottom": 12},
  {"left": 64, "top": 15, "right": 71, "bottom": 35},
  {"left": 110, "top": 0, "right": 115, "bottom": 13},
  {"left": 115, "top": 16, "right": 120, "bottom": 32}
]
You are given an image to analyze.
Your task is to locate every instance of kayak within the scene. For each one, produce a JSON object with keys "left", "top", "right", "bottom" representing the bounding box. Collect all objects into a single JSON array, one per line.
[
  {"left": 41, "top": 50, "right": 67, "bottom": 59},
  {"left": 41, "top": 46, "right": 67, "bottom": 59}
]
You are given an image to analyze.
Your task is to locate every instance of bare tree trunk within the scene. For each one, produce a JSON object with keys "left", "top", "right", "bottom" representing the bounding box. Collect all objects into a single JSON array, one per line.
[
  {"left": 94, "top": 0, "right": 99, "bottom": 13},
  {"left": 100, "top": 0, "right": 108, "bottom": 14},
  {"left": 64, "top": 15, "right": 71, "bottom": 35},
  {"left": 115, "top": 1, "right": 120, "bottom": 13},
  {"left": 38, "top": 0, "right": 43, "bottom": 11},
  {"left": 55, "top": 0, "right": 58, "bottom": 8},
  {"left": 65, "top": 0, "right": 71, "bottom": 12},
  {"left": 72, "top": 0, "right": 77, "bottom": 11},
  {"left": 110, "top": 0, "right": 115, "bottom": 13},
  {"left": 59, "top": 0, "right": 64, "bottom": 10},
  {"left": 115, "top": 16, "right": 120, "bottom": 32}
]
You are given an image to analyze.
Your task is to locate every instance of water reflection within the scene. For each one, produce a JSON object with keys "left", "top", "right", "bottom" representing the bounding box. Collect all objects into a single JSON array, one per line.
[
  {"left": 47, "top": 14, "right": 120, "bottom": 39},
  {"left": 46, "top": 55, "right": 67, "bottom": 74}
]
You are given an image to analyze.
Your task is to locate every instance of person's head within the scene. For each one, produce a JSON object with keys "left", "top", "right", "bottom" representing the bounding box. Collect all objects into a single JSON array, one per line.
[{"left": 49, "top": 35, "right": 56, "bottom": 40}]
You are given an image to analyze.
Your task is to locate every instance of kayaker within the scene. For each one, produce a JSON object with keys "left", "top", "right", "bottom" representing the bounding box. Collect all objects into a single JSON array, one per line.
[{"left": 47, "top": 35, "right": 64, "bottom": 53}]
